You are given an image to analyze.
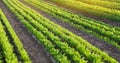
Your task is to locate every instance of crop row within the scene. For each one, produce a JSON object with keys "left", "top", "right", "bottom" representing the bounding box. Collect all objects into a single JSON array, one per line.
[
  {"left": 0, "top": 19, "right": 18, "bottom": 63},
  {"left": 48, "top": 0, "right": 120, "bottom": 22},
  {"left": 25, "top": 0, "right": 120, "bottom": 49},
  {"left": 0, "top": 8, "right": 31, "bottom": 63},
  {"left": 4, "top": 0, "right": 119, "bottom": 63},
  {"left": 74, "top": 0, "right": 120, "bottom": 10},
  {"left": 4, "top": 0, "right": 80, "bottom": 63},
  {"left": 101, "top": 0, "right": 120, "bottom": 3}
]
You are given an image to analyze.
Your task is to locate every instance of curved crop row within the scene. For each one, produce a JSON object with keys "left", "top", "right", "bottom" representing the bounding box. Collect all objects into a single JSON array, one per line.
[
  {"left": 3, "top": 0, "right": 119, "bottom": 63},
  {"left": 4, "top": 0, "right": 73, "bottom": 63},
  {"left": 4, "top": 0, "right": 87, "bottom": 63},
  {"left": 0, "top": 9, "right": 31, "bottom": 63},
  {"left": 74, "top": 0, "right": 120, "bottom": 10},
  {"left": 25, "top": 0, "right": 120, "bottom": 49},
  {"left": 0, "top": 15, "right": 18, "bottom": 63},
  {"left": 0, "top": 23, "right": 18, "bottom": 63},
  {"left": 48, "top": 0, "right": 120, "bottom": 22},
  {"left": 100, "top": 0, "right": 120, "bottom": 3}
]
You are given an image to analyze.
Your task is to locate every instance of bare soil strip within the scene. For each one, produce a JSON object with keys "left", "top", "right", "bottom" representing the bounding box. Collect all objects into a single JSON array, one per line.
[
  {"left": 19, "top": 0, "right": 120, "bottom": 62},
  {"left": 0, "top": 0, "right": 53, "bottom": 63}
]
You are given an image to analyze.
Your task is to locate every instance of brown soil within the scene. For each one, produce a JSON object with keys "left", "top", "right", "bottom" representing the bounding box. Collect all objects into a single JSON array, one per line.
[
  {"left": 19, "top": 0, "right": 120, "bottom": 62},
  {"left": 44, "top": 0, "right": 120, "bottom": 27},
  {"left": 0, "top": 0, "right": 54, "bottom": 63}
]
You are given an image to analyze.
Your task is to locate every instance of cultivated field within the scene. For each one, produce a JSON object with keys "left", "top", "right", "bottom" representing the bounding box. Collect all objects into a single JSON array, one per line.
[{"left": 0, "top": 0, "right": 120, "bottom": 63}]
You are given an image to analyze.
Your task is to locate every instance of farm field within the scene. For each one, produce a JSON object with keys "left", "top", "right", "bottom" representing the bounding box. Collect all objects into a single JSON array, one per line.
[{"left": 0, "top": 0, "right": 120, "bottom": 63}]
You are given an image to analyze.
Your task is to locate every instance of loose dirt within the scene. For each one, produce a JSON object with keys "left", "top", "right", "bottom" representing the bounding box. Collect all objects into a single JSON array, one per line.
[
  {"left": 20, "top": 0, "right": 120, "bottom": 62},
  {"left": 0, "top": 0, "right": 54, "bottom": 63}
]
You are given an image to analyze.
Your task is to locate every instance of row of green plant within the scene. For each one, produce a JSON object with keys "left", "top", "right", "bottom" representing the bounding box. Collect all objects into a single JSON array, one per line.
[
  {"left": 0, "top": 22, "right": 18, "bottom": 63},
  {"left": 74, "top": 0, "right": 120, "bottom": 10},
  {"left": 25, "top": 0, "right": 120, "bottom": 49},
  {"left": 0, "top": 50, "right": 3, "bottom": 63},
  {"left": 4, "top": 0, "right": 119, "bottom": 63},
  {"left": 0, "top": 12, "right": 18, "bottom": 63},
  {"left": 101, "top": 0, "right": 120, "bottom": 3},
  {"left": 0, "top": 8, "right": 31, "bottom": 63},
  {"left": 48, "top": 0, "right": 120, "bottom": 22},
  {"left": 14, "top": 1, "right": 98, "bottom": 62},
  {"left": 4, "top": 0, "right": 72, "bottom": 63}
]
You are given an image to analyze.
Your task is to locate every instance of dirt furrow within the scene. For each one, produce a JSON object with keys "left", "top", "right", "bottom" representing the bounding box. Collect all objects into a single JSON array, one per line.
[
  {"left": 19, "top": 0, "right": 120, "bottom": 62},
  {"left": 0, "top": 0, "right": 53, "bottom": 63}
]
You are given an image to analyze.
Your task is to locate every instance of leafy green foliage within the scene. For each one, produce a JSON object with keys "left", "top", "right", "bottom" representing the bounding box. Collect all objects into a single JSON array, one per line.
[
  {"left": 3, "top": 0, "right": 119, "bottom": 63},
  {"left": 0, "top": 7, "right": 31, "bottom": 63},
  {"left": 25, "top": 0, "right": 120, "bottom": 50}
]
